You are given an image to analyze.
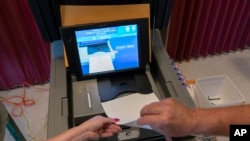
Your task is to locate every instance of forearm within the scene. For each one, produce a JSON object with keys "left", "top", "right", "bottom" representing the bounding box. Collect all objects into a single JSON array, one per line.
[
  {"left": 46, "top": 126, "right": 90, "bottom": 141},
  {"left": 192, "top": 104, "right": 250, "bottom": 136}
]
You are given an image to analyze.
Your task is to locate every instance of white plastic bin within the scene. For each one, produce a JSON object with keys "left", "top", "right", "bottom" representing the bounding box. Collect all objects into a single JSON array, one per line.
[{"left": 196, "top": 75, "right": 245, "bottom": 108}]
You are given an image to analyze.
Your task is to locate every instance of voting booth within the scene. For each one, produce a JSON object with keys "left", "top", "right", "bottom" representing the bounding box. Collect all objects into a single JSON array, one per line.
[{"left": 46, "top": 0, "right": 196, "bottom": 140}]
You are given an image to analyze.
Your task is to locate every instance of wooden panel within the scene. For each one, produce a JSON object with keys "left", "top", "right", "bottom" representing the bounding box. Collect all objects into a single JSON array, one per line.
[{"left": 60, "top": 4, "right": 150, "bottom": 26}]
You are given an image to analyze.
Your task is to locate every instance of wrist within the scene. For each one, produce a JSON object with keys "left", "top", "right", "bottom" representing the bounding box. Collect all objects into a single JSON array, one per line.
[
  {"left": 76, "top": 123, "right": 89, "bottom": 132},
  {"left": 189, "top": 108, "right": 201, "bottom": 135},
  {"left": 190, "top": 108, "right": 219, "bottom": 136},
  {"left": 65, "top": 126, "right": 91, "bottom": 141}
]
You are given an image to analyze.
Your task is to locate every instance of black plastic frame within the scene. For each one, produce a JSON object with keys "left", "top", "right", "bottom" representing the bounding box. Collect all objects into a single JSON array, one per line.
[{"left": 60, "top": 18, "right": 149, "bottom": 80}]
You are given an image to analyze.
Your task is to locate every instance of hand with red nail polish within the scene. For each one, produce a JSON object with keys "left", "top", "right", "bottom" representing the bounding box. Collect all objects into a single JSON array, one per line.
[{"left": 46, "top": 115, "right": 121, "bottom": 141}]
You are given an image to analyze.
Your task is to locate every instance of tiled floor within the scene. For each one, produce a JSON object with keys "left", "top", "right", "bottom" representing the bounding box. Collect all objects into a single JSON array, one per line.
[{"left": 0, "top": 48, "right": 249, "bottom": 141}]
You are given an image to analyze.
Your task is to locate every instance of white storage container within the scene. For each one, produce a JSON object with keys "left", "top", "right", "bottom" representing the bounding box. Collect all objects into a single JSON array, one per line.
[{"left": 196, "top": 75, "right": 245, "bottom": 108}]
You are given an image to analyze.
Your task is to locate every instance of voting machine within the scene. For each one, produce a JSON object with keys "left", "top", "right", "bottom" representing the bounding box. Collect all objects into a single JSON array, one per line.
[{"left": 48, "top": 1, "right": 196, "bottom": 141}]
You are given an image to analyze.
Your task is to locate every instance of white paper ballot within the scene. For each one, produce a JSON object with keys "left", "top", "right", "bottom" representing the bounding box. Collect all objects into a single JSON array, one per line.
[
  {"left": 89, "top": 54, "right": 114, "bottom": 73},
  {"left": 101, "top": 93, "right": 159, "bottom": 129}
]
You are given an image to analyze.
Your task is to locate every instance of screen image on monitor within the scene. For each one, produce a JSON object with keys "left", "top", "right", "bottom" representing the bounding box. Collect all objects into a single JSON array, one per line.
[
  {"left": 75, "top": 24, "right": 139, "bottom": 75},
  {"left": 60, "top": 18, "right": 149, "bottom": 80}
]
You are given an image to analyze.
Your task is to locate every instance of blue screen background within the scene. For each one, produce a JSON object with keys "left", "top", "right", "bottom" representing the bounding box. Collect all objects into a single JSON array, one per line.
[{"left": 75, "top": 24, "right": 139, "bottom": 75}]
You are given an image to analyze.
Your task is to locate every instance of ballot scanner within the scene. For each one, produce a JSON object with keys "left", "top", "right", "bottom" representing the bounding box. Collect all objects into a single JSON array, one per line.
[
  {"left": 48, "top": 29, "right": 196, "bottom": 141},
  {"left": 46, "top": 1, "right": 196, "bottom": 140}
]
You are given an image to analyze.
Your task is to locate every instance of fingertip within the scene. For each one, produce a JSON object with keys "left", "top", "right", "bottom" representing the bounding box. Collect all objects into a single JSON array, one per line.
[
  {"left": 117, "top": 125, "right": 122, "bottom": 131},
  {"left": 101, "top": 133, "right": 113, "bottom": 138},
  {"left": 136, "top": 118, "right": 143, "bottom": 126},
  {"left": 113, "top": 118, "right": 120, "bottom": 122}
]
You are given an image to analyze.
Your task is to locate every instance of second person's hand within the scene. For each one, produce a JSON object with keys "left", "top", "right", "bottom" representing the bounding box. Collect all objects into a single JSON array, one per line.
[{"left": 137, "top": 98, "right": 196, "bottom": 137}]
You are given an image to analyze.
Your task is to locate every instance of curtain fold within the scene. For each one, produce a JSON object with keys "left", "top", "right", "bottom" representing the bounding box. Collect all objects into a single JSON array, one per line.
[
  {"left": 0, "top": 0, "right": 50, "bottom": 89},
  {"left": 167, "top": 0, "right": 250, "bottom": 61}
]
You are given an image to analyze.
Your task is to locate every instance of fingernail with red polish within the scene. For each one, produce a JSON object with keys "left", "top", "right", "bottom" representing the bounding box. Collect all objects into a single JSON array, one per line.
[{"left": 114, "top": 118, "right": 120, "bottom": 122}]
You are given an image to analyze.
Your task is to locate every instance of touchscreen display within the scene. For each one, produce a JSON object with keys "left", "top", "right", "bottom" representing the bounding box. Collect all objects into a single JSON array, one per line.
[
  {"left": 75, "top": 24, "right": 139, "bottom": 75},
  {"left": 60, "top": 18, "right": 149, "bottom": 80}
]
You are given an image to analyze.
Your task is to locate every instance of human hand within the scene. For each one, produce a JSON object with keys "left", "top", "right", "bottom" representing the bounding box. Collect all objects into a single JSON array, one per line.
[
  {"left": 46, "top": 115, "right": 121, "bottom": 141},
  {"left": 77, "top": 115, "right": 122, "bottom": 140},
  {"left": 137, "top": 98, "right": 196, "bottom": 138}
]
